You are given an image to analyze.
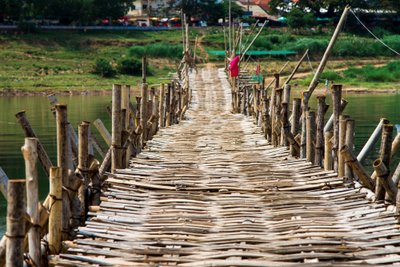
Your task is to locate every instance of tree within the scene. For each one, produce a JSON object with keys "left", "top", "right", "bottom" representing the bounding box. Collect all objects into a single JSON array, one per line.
[{"left": 286, "top": 8, "right": 315, "bottom": 30}]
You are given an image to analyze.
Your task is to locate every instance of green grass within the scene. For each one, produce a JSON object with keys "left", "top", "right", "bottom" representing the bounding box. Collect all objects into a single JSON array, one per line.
[{"left": 0, "top": 30, "right": 187, "bottom": 91}]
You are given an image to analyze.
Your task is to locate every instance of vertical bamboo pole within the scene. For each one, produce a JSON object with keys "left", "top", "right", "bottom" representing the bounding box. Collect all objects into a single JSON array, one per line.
[
  {"left": 324, "top": 131, "right": 333, "bottom": 170},
  {"left": 263, "top": 97, "right": 270, "bottom": 142},
  {"left": 121, "top": 85, "right": 130, "bottom": 131},
  {"left": 55, "top": 104, "right": 71, "bottom": 240},
  {"left": 165, "top": 83, "right": 171, "bottom": 127},
  {"left": 300, "top": 91, "right": 309, "bottom": 158},
  {"left": 332, "top": 85, "right": 342, "bottom": 171},
  {"left": 111, "top": 84, "right": 122, "bottom": 174},
  {"left": 6, "top": 180, "right": 26, "bottom": 267},
  {"left": 159, "top": 84, "right": 166, "bottom": 127},
  {"left": 345, "top": 119, "right": 355, "bottom": 180},
  {"left": 48, "top": 167, "right": 62, "bottom": 254},
  {"left": 21, "top": 138, "right": 40, "bottom": 267},
  {"left": 142, "top": 56, "right": 147, "bottom": 83},
  {"left": 290, "top": 98, "right": 301, "bottom": 157},
  {"left": 306, "top": 111, "right": 316, "bottom": 163},
  {"left": 338, "top": 115, "right": 349, "bottom": 178},
  {"left": 273, "top": 89, "right": 283, "bottom": 147},
  {"left": 78, "top": 121, "right": 89, "bottom": 223},
  {"left": 376, "top": 124, "right": 393, "bottom": 201},
  {"left": 323, "top": 99, "right": 348, "bottom": 132},
  {"left": 281, "top": 84, "right": 291, "bottom": 146},
  {"left": 315, "top": 96, "right": 326, "bottom": 167}
]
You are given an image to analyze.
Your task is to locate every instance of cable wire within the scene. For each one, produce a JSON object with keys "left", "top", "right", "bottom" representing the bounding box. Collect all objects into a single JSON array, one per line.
[{"left": 350, "top": 9, "right": 400, "bottom": 56}]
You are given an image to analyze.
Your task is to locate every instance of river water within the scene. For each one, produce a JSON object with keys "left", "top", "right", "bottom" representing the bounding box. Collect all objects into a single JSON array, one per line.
[{"left": 0, "top": 92, "right": 399, "bottom": 235}]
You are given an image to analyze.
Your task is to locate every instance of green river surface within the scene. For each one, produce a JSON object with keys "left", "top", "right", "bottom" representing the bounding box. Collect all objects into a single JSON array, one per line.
[{"left": 0, "top": 92, "right": 399, "bottom": 236}]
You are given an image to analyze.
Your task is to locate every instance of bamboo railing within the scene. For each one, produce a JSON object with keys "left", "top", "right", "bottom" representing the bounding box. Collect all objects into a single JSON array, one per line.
[{"left": 0, "top": 47, "right": 193, "bottom": 266}]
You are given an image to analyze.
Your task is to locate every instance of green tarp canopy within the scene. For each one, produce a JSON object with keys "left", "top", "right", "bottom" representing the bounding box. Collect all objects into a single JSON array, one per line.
[{"left": 207, "top": 50, "right": 297, "bottom": 56}]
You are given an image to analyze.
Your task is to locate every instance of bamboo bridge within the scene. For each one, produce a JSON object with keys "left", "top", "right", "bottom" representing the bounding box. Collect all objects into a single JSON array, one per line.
[{"left": 46, "top": 67, "right": 400, "bottom": 266}]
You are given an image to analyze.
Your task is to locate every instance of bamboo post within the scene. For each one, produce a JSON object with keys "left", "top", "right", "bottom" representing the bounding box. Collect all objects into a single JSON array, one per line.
[
  {"left": 306, "top": 111, "right": 316, "bottom": 163},
  {"left": 121, "top": 85, "right": 130, "bottom": 130},
  {"left": 338, "top": 115, "right": 349, "bottom": 178},
  {"left": 165, "top": 83, "right": 171, "bottom": 127},
  {"left": 345, "top": 119, "right": 355, "bottom": 180},
  {"left": 78, "top": 121, "right": 89, "bottom": 223},
  {"left": 112, "top": 84, "right": 122, "bottom": 173},
  {"left": 93, "top": 119, "right": 111, "bottom": 147},
  {"left": 375, "top": 124, "right": 393, "bottom": 201},
  {"left": 332, "top": 85, "right": 342, "bottom": 171},
  {"left": 15, "top": 111, "right": 53, "bottom": 176},
  {"left": 242, "top": 87, "right": 247, "bottom": 115},
  {"left": 159, "top": 84, "right": 166, "bottom": 127},
  {"left": 357, "top": 118, "right": 389, "bottom": 163},
  {"left": 252, "top": 85, "right": 257, "bottom": 119},
  {"left": 281, "top": 84, "right": 291, "bottom": 146},
  {"left": 55, "top": 104, "right": 71, "bottom": 240},
  {"left": 315, "top": 96, "right": 326, "bottom": 167},
  {"left": 273, "top": 88, "right": 283, "bottom": 147},
  {"left": 373, "top": 159, "right": 397, "bottom": 203},
  {"left": 142, "top": 56, "right": 147, "bottom": 83},
  {"left": 48, "top": 167, "right": 62, "bottom": 254},
  {"left": 394, "top": 162, "right": 400, "bottom": 218},
  {"left": 0, "top": 167, "right": 8, "bottom": 199},
  {"left": 324, "top": 132, "right": 334, "bottom": 170},
  {"left": 341, "top": 145, "right": 375, "bottom": 190},
  {"left": 6, "top": 180, "right": 26, "bottom": 267},
  {"left": 21, "top": 138, "right": 40, "bottom": 267},
  {"left": 290, "top": 98, "right": 301, "bottom": 157},
  {"left": 263, "top": 97, "right": 271, "bottom": 143},
  {"left": 300, "top": 92, "right": 308, "bottom": 158}
]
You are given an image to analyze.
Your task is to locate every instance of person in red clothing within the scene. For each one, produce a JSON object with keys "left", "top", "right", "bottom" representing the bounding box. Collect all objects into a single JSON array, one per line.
[{"left": 229, "top": 55, "right": 240, "bottom": 77}]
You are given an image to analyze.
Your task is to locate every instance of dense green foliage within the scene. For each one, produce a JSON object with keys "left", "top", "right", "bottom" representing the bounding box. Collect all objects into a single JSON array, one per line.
[
  {"left": 117, "top": 58, "right": 142, "bottom": 76},
  {"left": 93, "top": 58, "right": 116, "bottom": 78}
]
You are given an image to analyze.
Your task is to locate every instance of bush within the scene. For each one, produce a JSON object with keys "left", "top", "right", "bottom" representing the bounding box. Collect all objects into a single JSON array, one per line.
[
  {"left": 117, "top": 58, "right": 142, "bottom": 76},
  {"left": 93, "top": 58, "right": 116, "bottom": 78},
  {"left": 129, "top": 44, "right": 183, "bottom": 59}
]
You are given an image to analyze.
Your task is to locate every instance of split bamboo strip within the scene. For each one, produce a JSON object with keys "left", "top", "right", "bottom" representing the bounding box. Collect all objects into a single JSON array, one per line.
[{"left": 22, "top": 138, "right": 41, "bottom": 267}]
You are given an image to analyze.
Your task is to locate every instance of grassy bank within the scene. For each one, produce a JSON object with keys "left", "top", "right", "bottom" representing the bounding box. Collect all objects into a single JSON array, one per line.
[
  {"left": 0, "top": 30, "right": 188, "bottom": 92},
  {"left": 0, "top": 28, "right": 399, "bottom": 93}
]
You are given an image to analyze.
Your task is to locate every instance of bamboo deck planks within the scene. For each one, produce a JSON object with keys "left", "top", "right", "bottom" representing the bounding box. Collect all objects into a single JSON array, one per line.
[{"left": 52, "top": 68, "right": 400, "bottom": 266}]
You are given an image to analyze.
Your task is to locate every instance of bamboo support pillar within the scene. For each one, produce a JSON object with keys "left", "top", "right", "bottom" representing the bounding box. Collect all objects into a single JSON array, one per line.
[
  {"left": 15, "top": 111, "right": 53, "bottom": 176},
  {"left": 21, "top": 138, "right": 40, "bottom": 267},
  {"left": 290, "top": 98, "right": 301, "bottom": 157},
  {"left": 165, "top": 83, "right": 171, "bottom": 126},
  {"left": 273, "top": 88, "right": 283, "bottom": 147},
  {"left": 48, "top": 167, "right": 62, "bottom": 254},
  {"left": 338, "top": 115, "right": 349, "bottom": 178},
  {"left": 112, "top": 85, "right": 122, "bottom": 173},
  {"left": 121, "top": 85, "right": 130, "bottom": 130},
  {"left": 345, "top": 119, "right": 355, "bottom": 181},
  {"left": 93, "top": 119, "right": 111, "bottom": 147},
  {"left": 6, "top": 180, "right": 26, "bottom": 267},
  {"left": 263, "top": 97, "right": 271, "bottom": 143},
  {"left": 306, "top": 111, "right": 316, "bottom": 163},
  {"left": 159, "top": 84, "right": 166, "bottom": 127},
  {"left": 78, "top": 121, "right": 89, "bottom": 223},
  {"left": 324, "top": 132, "right": 333, "bottom": 170},
  {"left": 332, "top": 85, "right": 342, "bottom": 171},
  {"left": 341, "top": 145, "right": 375, "bottom": 190},
  {"left": 300, "top": 92, "right": 309, "bottom": 158},
  {"left": 315, "top": 96, "right": 326, "bottom": 167},
  {"left": 55, "top": 104, "right": 71, "bottom": 240},
  {"left": 323, "top": 99, "right": 348, "bottom": 132},
  {"left": 281, "top": 84, "right": 291, "bottom": 146},
  {"left": 375, "top": 124, "right": 393, "bottom": 201}
]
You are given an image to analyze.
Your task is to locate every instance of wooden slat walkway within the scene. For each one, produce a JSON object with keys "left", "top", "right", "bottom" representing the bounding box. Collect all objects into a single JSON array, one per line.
[{"left": 53, "top": 68, "right": 400, "bottom": 266}]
